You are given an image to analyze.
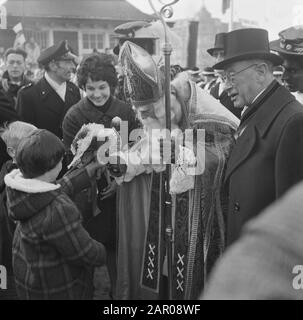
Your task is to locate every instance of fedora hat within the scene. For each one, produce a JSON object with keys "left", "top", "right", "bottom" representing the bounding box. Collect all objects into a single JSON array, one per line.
[
  {"left": 207, "top": 32, "right": 226, "bottom": 56},
  {"left": 213, "top": 28, "right": 283, "bottom": 70},
  {"left": 270, "top": 26, "right": 303, "bottom": 56}
]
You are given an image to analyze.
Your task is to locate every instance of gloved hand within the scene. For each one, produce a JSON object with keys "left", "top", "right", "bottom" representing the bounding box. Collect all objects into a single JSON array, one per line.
[{"left": 107, "top": 155, "right": 127, "bottom": 177}]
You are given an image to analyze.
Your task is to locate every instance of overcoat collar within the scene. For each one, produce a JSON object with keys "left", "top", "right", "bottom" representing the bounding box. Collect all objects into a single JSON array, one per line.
[{"left": 224, "top": 84, "right": 296, "bottom": 183}]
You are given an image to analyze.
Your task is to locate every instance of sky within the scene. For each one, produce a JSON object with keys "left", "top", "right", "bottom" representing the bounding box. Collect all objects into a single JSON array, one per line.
[{"left": 127, "top": 0, "right": 303, "bottom": 40}]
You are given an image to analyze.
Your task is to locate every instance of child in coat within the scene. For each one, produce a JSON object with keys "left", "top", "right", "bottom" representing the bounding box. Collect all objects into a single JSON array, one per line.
[
  {"left": 0, "top": 121, "right": 37, "bottom": 299},
  {"left": 4, "top": 129, "right": 107, "bottom": 300}
]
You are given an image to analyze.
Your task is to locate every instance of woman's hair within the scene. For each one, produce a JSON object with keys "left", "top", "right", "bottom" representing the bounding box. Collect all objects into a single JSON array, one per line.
[
  {"left": 16, "top": 129, "right": 65, "bottom": 178},
  {"left": 77, "top": 53, "right": 118, "bottom": 93}
]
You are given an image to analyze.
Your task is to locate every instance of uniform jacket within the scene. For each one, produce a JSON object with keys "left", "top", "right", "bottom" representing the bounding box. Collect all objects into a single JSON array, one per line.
[
  {"left": 4, "top": 167, "right": 106, "bottom": 300},
  {"left": 16, "top": 77, "right": 81, "bottom": 138},
  {"left": 225, "top": 81, "right": 303, "bottom": 245}
]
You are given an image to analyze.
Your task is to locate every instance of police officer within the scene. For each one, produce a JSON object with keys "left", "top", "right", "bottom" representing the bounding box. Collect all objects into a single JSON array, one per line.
[
  {"left": 270, "top": 26, "right": 303, "bottom": 104},
  {"left": 16, "top": 40, "right": 81, "bottom": 138}
]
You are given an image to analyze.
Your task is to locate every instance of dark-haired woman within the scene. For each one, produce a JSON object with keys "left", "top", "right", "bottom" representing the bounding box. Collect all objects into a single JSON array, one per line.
[{"left": 62, "top": 54, "right": 137, "bottom": 298}]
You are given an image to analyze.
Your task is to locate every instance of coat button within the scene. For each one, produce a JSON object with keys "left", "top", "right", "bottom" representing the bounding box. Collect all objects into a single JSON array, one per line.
[{"left": 234, "top": 202, "right": 240, "bottom": 212}]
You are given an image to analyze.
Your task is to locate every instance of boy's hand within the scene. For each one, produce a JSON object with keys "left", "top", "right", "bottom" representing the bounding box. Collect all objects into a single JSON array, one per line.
[
  {"left": 107, "top": 155, "right": 127, "bottom": 177},
  {"left": 85, "top": 160, "right": 105, "bottom": 178},
  {"left": 99, "top": 180, "right": 118, "bottom": 200}
]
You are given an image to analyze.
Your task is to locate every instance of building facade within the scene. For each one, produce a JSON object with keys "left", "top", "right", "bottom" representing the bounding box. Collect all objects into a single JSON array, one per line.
[{"left": 4, "top": 0, "right": 152, "bottom": 57}]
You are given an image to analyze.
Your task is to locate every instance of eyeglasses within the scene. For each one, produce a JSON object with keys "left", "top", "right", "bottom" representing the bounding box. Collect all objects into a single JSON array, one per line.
[{"left": 222, "top": 63, "right": 258, "bottom": 84}]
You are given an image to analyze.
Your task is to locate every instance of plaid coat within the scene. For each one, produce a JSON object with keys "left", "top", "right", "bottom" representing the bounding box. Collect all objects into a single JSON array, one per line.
[
  {"left": 5, "top": 167, "right": 106, "bottom": 300},
  {"left": 0, "top": 160, "right": 17, "bottom": 272}
]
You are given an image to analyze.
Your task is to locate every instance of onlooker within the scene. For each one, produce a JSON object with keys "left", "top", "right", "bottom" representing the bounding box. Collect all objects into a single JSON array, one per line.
[
  {"left": 207, "top": 32, "right": 242, "bottom": 118},
  {"left": 62, "top": 53, "right": 138, "bottom": 297},
  {"left": 187, "top": 67, "right": 202, "bottom": 83},
  {"left": 0, "top": 121, "right": 37, "bottom": 300},
  {"left": 200, "top": 66, "right": 217, "bottom": 92},
  {"left": 0, "top": 48, "right": 32, "bottom": 108},
  {"left": 4, "top": 129, "right": 107, "bottom": 300},
  {"left": 16, "top": 40, "right": 81, "bottom": 139},
  {"left": 24, "top": 36, "right": 40, "bottom": 70},
  {"left": 270, "top": 26, "right": 303, "bottom": 104},
  {"left": 213, "top": 28, "right": 303, "bottom": 246}
]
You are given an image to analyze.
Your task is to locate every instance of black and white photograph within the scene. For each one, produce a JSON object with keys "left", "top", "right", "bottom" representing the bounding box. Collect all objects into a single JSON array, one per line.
[{"left": 0, "top": 0, "right": 303, "bottom": 304}]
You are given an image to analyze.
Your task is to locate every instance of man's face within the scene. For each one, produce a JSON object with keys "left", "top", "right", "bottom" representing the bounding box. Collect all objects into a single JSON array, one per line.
[
  {"left": 223, "top": 60, "right": 260, "bottom": 108},
  {"left": 6, "top": 53, "right": 26, "bottom": 80},
  {"left": 137, "top": 103, "right": 159, "bottom": 129},
  {"left": 212, "top": 49, "right": 224, "bottom": 64},
  {"left": 137, "top": 88, "right": 182, "bottom": 130},
  {"left": 282, "top": 57, "right": 303, "bottom": 93},
  {"left": 52, "top": 59, "right": 74, "bottom": 82}
]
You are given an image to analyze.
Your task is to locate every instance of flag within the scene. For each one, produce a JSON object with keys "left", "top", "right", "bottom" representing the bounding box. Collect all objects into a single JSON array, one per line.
[
  {"left": 12, "top": 22, "right": 22, "bottom": 33},
  {"left": 222, "top": 0, "right": 231, "bottom": 14},
  {"left": 0, "top": 5, "right": 7, "bottom": 29},
  {"left": 13, "top": 22, "right": 26, "bottom": 48}
]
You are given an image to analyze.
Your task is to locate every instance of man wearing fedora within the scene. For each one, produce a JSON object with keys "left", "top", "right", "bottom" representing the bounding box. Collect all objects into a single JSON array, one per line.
[
  {"left": 200, "top": 66, "right": 217, "bottom": 91},
  {"left": 208, "top": 32, "right": 241, "bottom": 118},
  {"left": 214, "top": 28, "right": 303, "bottom": 246},
  {"left": 270, "top": 26, "right": 303, "bottom": 104},
  {"left": 16, "top": 40, "right": 81, "bottom": 139}
]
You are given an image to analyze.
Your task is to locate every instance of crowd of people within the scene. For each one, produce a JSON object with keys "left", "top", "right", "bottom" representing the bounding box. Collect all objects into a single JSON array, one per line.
[{"left": 1, "top": 23, "right": 303, "bottom": 300}]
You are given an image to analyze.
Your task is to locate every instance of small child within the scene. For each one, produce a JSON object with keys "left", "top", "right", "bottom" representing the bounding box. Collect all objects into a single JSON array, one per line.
[
  {"left": 4, "top": 129, "right": 106, "bottom": 300},
  {"left": 0, "top": 121, "right": 37, "bottom": 299}
]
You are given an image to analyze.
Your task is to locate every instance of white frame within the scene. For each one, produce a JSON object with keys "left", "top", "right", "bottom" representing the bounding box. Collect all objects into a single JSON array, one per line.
[{"left": 78, "top": 29, "right": 111, "bottom": 56}]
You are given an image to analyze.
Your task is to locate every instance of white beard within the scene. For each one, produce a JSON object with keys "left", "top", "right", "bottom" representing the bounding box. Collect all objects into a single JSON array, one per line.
[{"left": 139, "top": 107, "right": 181, "bottom": 133}]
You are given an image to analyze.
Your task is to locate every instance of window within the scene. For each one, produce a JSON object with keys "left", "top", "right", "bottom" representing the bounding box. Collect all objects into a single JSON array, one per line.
[
  {"left": 82, "top": 32, "right": 105, "bottom": 51},
  {"left": 24, "top": 30, "right": 49, "bottom": 50},
  {"left": 109, "top": 34, "right": 117, "bottom": 49},
  {"left": 83, "top": 34, "right": 89, "bottom": 49}
]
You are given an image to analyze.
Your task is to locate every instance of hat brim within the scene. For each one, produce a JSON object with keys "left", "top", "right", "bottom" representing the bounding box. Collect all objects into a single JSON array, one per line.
[
  {"left": 207, "top": 47, "right": 223, "bottom": 56},
  {"left": 189, "top": 70, "right": 201, "bottom": 75},
  {"left": 213, "top": 51, "right": 283, "bottom": 69},
  {"left": 56, "top": 52, "right": 76, "bottom": 61},
  {"left": 207, "top": 48, "right": 215, "bottom": 56},
  {"left": 269, "top": 39, "right": 302, "bottom": 56}
]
